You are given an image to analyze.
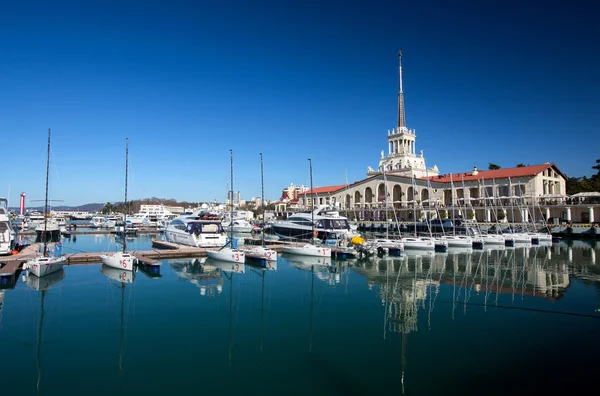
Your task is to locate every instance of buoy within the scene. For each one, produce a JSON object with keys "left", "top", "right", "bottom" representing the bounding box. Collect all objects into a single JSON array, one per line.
[{"left": 11, "top": 250, "right": 19, "bottom": 255}]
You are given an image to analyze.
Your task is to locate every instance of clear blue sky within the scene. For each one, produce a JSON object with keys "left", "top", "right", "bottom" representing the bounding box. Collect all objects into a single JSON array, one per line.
[{"left": 1, "top": 0, "right": 598, "bottom": 207}]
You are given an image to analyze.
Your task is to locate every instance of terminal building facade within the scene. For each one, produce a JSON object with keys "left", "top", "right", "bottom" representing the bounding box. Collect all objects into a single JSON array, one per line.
[{"left": 289, "top": 53, "right": 597, "bottom": 225}]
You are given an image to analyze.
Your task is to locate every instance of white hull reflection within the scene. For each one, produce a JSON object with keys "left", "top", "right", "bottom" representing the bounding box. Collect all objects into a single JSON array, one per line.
[
  {"left": 25, "top": 268, "right": 65, "bottom": 290},
  {"left": 100, "top": 265, "right": 134, "bottom": 283},
  {"left": 207, "top": 258, "right": 246, "bottom": 274}
]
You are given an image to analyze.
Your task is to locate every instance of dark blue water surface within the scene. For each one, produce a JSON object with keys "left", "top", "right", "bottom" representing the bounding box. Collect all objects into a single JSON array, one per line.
[{"left": 1, "top": 239, "right": 599, "bottom": 395}]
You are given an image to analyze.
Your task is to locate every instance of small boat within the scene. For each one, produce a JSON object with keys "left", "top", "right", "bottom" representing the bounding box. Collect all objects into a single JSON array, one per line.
[
  {"left": 401, "top": 236, "right": 435, "bottom": 250},
  {"left": 243, "top": 245, "right": 277, "bottom": 262},
  {"left": 222, "top": 219, "right": 254, "bottom": 233},
  {"left": 100, "top": 251, "right": 136, "bottom": 271},
  {"left": 280, "top": 243, "right": 331, "bottom": 257},
  {"left": 26, "top": 129, "right": 67, "bottom": 278},
  {"left": 99, "top": 138, "right": 137, "bottom": 271},
  {"left": 26, "top": 254, "right": 67, "bottom": 277},
  {"left": 439, "top": 235, "right": 472, "bottom": 248},
  {"left": 207, "top": 248, "right": 245, "bottom": 263}
]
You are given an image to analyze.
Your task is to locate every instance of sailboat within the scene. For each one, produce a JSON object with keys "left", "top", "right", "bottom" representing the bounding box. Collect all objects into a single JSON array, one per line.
[
  {"left": 207, "top": 150, "right": 246, "bottom": 263},
  {"left": 280, "top": 159, "right": 331, "bottom": 258},
  {"left": 25, "top": 268, "right": 65, "bottom": 395},
  {"left": 100, "top": 138, "right": 137, "bottom": 271},
  {"left": 243, "top": 153, "right": 277, "bottom": 263},
  {"left": 25, "top": 129, "right": 67, "bottom": 277}
]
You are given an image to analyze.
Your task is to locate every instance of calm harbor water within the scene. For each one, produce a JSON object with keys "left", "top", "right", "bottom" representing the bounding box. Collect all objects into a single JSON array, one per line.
[{"left": 1, "top": 239, "right": 599, "bottom": 395}]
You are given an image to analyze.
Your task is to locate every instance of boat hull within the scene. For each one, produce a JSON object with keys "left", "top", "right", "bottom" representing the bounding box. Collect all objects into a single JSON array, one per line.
[
  {"left": 28, "top": 256, "right": 66, "bottom": 277},
  {"left": 207, "top": 248, "right": 246, "bottom": 263},
  {"left": 100, "top": 252, "right": 136, "bottom": 271},
  {"left": 280, "top": 244, "right": 332, "bottom": 257}
]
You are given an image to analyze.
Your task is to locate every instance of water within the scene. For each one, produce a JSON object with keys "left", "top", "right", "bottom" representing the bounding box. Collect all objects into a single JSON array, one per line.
[{"left": 1, "top": 240, "right": 599, "bottom": 395}]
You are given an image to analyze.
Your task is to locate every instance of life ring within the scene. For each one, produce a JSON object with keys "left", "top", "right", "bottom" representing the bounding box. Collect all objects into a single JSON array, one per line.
[{"left": 313, "top": 230, "right": 318, "bottom": 237}]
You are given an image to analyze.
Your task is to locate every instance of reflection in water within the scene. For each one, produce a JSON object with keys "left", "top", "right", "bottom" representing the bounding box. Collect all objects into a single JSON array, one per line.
[
  {"left": 170, "top": 259, "right": 224, "bottom": 297},
  {"left": 25, "top": 268, "right": 65, "bottom": 396}
]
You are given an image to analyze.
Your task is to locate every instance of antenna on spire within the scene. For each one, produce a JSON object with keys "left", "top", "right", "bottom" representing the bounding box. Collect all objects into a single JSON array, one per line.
[{"left": 397, "top": 50, "right": 406, "bottom": 128}]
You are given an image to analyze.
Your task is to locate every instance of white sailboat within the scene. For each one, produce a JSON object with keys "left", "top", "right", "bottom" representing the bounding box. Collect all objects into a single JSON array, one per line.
[
  {"left": 100, "top": 138, "right": 137, "bottom": 271},
  {"left": 243, "top": 153, "right": 277, "bottom": 263},
  {"left": 280, "top": 158, "right": 331, "bottom": 258},
  {"left": 25, "top": 129, "right": 66, "bottom": 277},
  {"left": 207, "top": 150, "right": 246, "bottom": 264}
]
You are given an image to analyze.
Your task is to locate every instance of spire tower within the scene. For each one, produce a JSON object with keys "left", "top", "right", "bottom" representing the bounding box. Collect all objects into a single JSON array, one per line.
[{"left": 397, "top": 50, "right": 406, "bottom": 128}]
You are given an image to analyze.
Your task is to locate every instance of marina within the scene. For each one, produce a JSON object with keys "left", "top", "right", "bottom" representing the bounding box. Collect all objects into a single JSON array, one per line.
[{"left": 0, "top": 236, "right": 598, "bottom": 395}]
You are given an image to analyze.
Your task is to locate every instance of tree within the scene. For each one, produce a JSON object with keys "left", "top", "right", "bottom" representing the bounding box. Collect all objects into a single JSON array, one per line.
[
  {"left": 488, "top": 163, "right": 501, "bottom": 170},
  {"left": 516, "top": 163, "right": 526, "bottom": 167},
  {"left": 592, "top": 159, "right": 600, "bottom": 176}
]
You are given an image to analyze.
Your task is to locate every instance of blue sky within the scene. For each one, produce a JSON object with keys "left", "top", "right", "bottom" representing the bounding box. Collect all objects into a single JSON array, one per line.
[{"left": 1, "top": 0, "right": 598, "bottom": 206}]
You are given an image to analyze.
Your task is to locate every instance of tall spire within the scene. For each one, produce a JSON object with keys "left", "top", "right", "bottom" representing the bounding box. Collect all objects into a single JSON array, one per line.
[{"left": 397, "top": 50, "right": 406, "bottom": 128}]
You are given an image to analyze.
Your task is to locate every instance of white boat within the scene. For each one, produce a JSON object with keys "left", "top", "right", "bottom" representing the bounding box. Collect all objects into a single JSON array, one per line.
[
  {"left": 401, "top": 236, "right": 435, "bottom": 250},
  {"left": 370, "top": 238, "right": 404, "bottom": 251},
  {"left": 26, "top": 254, "right": 67, "bottom": 277},
  {"left": 439, "top": 235, "right": 472, "bottom": 248},
  {"left": 100, "top": 139, "right": 137, "bottom": 271},
  {"left": 100, "top": 251, "right": 136, "bottom": 271},
  {"left": 207, "top": 248, "right": 246, "bottom": 263},
  {"left": 480, "top": 233, "right": 506, "bottom": 246},
  {"left": 280, "top": 243, "right": 332, "bottom": 257},
  {"left": 165, "top": 218, "right": 228, "bottom": 248},
  {"left": 222, "top": 219, "right": 254, "bottom": 233},
  {"left": 0, "top": 198, "right": 16, "bottom": 255},
  {"left": 242, "top": 245, "right": 278, "bottom": 262},
  {"left": 509, "top": 232, "right": 532, "bottom": 244},
  {"left": 35, "top": 219, "right": 62, "bottom": 241},
  {"left": 205, "top": 149, "right": 247, "bottom": 264}
]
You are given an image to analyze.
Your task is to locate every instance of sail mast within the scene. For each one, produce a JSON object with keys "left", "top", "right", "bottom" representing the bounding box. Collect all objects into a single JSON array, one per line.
[
  {"left": 230, "top": 150, "right": 234, "bottom": 247},
  {"left": 309, "top": 159, "right": 314, "bottom": 241},
  {"left": 43, "top": 128, "right": 51, "bottom": 255},
  {"left": 123, "top": 138, "right": 128, "bottom": 253},
  {"left": 260, "top": 153, "right": 265, "bottom": 248}
]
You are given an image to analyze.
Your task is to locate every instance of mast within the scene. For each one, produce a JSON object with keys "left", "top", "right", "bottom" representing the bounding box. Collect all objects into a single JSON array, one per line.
[
  {"left": 230, "top": 150, "right": 234, "bottom": 248},
  {"left": 411, "top": 174, "right": 417, "bottom": 236},
  {"left": 450, "top": 173, "right": 456, "bottom": 236},
  {"left": 309, "top": 158, "right": 314, "bottom": 241},
  {"left": 260, "top": 153, "right": 265, "bottom": 248},
  {"left": 123, "top": 138, "right": 129, "bottom": 253},
  {"left": 397, "top": 51, "right": 406, "bottom": 129},
  {"left": 43, "top": 128, "right": 51, "bottom": 255}
]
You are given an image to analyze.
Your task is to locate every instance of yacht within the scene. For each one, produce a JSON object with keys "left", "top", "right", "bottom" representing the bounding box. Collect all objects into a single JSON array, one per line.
[
  {"left": 401, "top": 236, "right": 436, "bottom": 251},
  {"left": 23, "top": 213, "right": 46, "bottom": 231},
  {"left": 270, "top": 206, "right": 357, "bottom": 241},
  {"left": 131, "top": 205, "right": 177, "bottom": 227},
  {"left": 0, "top": 198, "right": 16, "bottom": 255},
  {"left": 222, "top": 218, "right": 254, "bottom": 233},
  {"left": 35, "top": 219, "right": 62, "bottom": 241},
  {"left": 164, "top": 218, "right": 228, "bottom": 248}
]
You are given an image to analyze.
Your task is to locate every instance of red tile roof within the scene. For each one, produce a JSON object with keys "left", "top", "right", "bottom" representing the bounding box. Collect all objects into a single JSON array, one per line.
[
  {"left": 301, "top": 184, "right": 348, "bottom": 195},
  {"left": 428, "top": 164, "right": 563, "bottom": 183}
]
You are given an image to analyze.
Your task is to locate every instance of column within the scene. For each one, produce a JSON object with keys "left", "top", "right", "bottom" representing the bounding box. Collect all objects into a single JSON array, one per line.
[
  {"left": 589, "top": 207, "right": 595, "bottom": 223},
  {"left": 545, "top": 207, "right": 550, "bottom": 222},
  {"left": 389, "top": 141, "right": 392, "bottom": 155},
  {"left": 485, "top": 209, "right": 491, "bottom": 222},
  {"left": 566, "top": 207, "right": 572, "bottom": 221}
]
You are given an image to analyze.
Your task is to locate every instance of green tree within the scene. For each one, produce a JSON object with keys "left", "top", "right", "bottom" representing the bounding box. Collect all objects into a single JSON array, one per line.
[
  {"left": 516, "top": 163, "right": 526, "bottom": 167},
  {"left": 488, "top": 163, "right": 501, "bottom": 170}
]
